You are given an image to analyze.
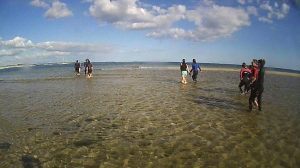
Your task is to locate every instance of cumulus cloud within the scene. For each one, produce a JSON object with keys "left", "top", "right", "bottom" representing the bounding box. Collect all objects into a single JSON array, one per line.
[
  {"left": 282, "top": 3, "right": 290, "bottom": 15},
  {"left": 82, "top": 0, "right": 95, "bottom": 2},
  {"left": 152, "top": 6, "right": 167, "bottom": 15},
  {"left": 88, "top": 0, "right": 186, "bottom": 30},
  {"left": 33, "top": 51, "right": 71, "bottom": 58},
  {"left": 259, "top": 2, "right": 290, "bottom": 22},
  {"left": 237, "top": 0, "right": 253, "bottom": 5},
  {"left": 258, "top": 17, "right": 273, "bottom": 23},
  {"left": 0, "top": 49, "right": 26, "bottom": 57},
  {"left": 202, "top": 0, "right": 214, "bottom": 6},
  {"left": 0, "top": 37, "right": 34, "bottom": 48},
  {"left": 29, "top": 0, "right": 50, "bottom": 8},
  {"left": 44, "top": 1, "right": 73, "bottom": 20},
  {"left": 0, "top": 36, "right": 118, "bottom": 63},
  {"left": 247, "top": 6, "right": 258, "bottom": 16},
  {"left": 36, "top": 42, "right": 115, "bottom": 53},
  {"left": 146, "top": 5, "right": 250, "bottom": 42},
  {"left": 237, "top": 0, "right": 246, "bottom": 5},
  {"left": 260, "top": 2, "right": 273, "bottom": 11}
]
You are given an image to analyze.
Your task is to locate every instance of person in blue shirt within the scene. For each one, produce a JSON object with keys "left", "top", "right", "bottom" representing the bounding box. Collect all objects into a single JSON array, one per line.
[{"left": 190, "top": 59, "right": 202, "bottom": 83}]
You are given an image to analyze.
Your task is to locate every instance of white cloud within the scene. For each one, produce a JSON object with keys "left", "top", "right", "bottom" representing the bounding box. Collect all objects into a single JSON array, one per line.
[
  {"left": 119, "top": 49, "right": 159, "bottom": 53},
  {"left": 247, "top": 6, "right": 258, "bottom": 16},
  {"left": 29, "top": 0, "right": 50, "bottom": 8},
  {"left": 237, "top": 0, "right": 246, "bottom": 5},
  {"left": 36, "top": 42, "right": 115, "bottom": 53},
  {"left": 88, "top": 0, "right": 186, "bottom": 30},
  {"left": 147, "top": 5, "right": 251, "bottom": 42},
  {"left": 82, "top": 0, "right": 95, "bottom": 2},
  {"left": 202, "top": 0, "right": 214, "bottom": 6},
  {"left": 260, "top": 2, "right": 273, "bottom": 11},
  {"left": 0, "top": 37, "right": 34, "bottom": 48},
  {"left": 237, "top": 0, "right": 253, "bottom": 5},
  {"left": 282, "top": 3, "right": 290, "bottom": 15},
  {"left": 44, "top": 1, "right": 73, "bottom": 20},
  {"left": 153, "top": 6, "right": 167, "bottom": 15},
  {"left": 258, "top": 2, "right": 290, "bottom": 23},
  {"left": 33, "top": 51, "right": 71, "bottom": 58},
  {"left": 0, "top": 49, "right": 26, "bottom": 56},
  {"left": 258, "top": 17, "right": 273, "bottom": 23},
  {"left": 273, "top": 12, "right": 285, "bottom": 19},
  {"left": 0, "top": 37, "right": 119, "bottom": 65},
  {"left": 137, "top": 1, "right": 152, "bottom": 8}
]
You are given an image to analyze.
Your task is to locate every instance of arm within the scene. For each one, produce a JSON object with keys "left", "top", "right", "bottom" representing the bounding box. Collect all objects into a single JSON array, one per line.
[
  {"left": 250, "top": 68, "right": 258, "bottom": 84},
  {"left": 186, "top": 64, "right": 190, "bottom": 73},
  {"left": 198, "top": 64, "right": 202, "bottom": 72},
  {"left": 240, "top": 69, "right": 243, "bottom": 81}
]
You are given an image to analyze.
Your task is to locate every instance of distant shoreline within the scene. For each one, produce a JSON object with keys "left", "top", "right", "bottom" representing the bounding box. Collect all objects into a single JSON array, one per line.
[
  {"left": 202, "top": 68, "right": 300, "bottom": 78},
  {"left": 0, "top": 63, "right": 299, "bottom": 78}
]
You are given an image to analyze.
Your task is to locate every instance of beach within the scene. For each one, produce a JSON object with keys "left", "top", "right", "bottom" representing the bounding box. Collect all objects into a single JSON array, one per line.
[{"left": 0, "top": 63, "right": 299, "bottom": 167}]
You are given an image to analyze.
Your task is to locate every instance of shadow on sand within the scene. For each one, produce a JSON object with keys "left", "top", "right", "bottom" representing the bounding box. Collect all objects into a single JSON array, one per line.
[
  {"left": 21, "top": 155, "right": 42, "bottom": 168},
  {"left": 188, "top": 96, "right": 244, "bottom": 110},
  {"left": 198, "top": 87, "right": 238, "bottom": 95}
]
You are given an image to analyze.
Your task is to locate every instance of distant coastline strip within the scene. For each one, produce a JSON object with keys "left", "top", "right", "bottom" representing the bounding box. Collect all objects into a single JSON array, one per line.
[
  {"left": 203, "top": 68, "right": 300, "bottom": 78},
  {"left": 0, "top": 65, "right": 299, "bottom": 78}
]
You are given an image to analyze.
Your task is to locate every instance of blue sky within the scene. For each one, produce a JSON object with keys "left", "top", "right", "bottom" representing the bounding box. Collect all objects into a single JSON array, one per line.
[{"left": 0, "top": 0, "right": 299, "bottom": 70}]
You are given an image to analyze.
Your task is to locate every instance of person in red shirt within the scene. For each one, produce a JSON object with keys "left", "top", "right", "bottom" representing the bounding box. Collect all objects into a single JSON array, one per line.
[{"left": 239, "top": 62, "right": 252, "bottom": 94}]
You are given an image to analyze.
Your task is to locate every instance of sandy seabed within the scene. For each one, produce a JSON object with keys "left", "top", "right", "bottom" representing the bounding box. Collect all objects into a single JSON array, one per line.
[{"left": 0, "top": 68, "right": 299, "bottom": 167}]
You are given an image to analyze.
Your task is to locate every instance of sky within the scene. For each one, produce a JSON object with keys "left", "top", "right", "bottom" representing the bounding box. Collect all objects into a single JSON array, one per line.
[{"left": 0, "top": 0, "right": 299, "bottom": 70}]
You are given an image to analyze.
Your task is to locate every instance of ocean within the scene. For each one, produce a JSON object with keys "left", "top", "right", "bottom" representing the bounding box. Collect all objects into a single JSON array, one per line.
[{"left": 0, "top": 62, "right": 299, "bottom": 167}]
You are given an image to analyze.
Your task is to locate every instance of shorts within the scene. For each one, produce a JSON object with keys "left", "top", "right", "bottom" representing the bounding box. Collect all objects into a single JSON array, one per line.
[{"left": 182, "top": 71, "right": 187, "bottom": 75}]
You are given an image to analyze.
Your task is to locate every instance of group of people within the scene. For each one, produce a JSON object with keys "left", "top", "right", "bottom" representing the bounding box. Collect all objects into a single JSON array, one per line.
[
  {"left": 180, "top": 58, "right": 266, "bottom": 111},
  {"left": 180, "top": 59, "right": 203, "bottom": 84},
  {"left": 74, "top": 59, "right": 93, "bottom": 77},
  {"left": 238, "top": 59, "right": 266, "bottom": 111},
  {"left": 75, "top": 58, "right": 265, "bottom": 111}
]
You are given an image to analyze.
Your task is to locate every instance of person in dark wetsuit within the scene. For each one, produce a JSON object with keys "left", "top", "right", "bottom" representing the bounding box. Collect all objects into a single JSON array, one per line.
[
  {"left": 74, "top": 60, "right": 81, "bottom": 75},
  {"left": 249, "top": 59, "right": 260, "bottom": 111},
  {"left": 190, "top": 59, "right": 202, "bottom": 83},
  {"left": 84, "top": 59, "right": 89, "bottom": 75},
  {"left": 239, "top": 62, "right": 251, "bottom": 94},
  {"left": 180, "top": 59, "right": 190, "bottom": 84},
  {"left": 248, "top": 65, "right": 258, "bottom": 106},
  {"left": 255, "top": 59, "right": 266, "bottom": 111},
  {"left": 86, "top": 60, "right": 93, "bottom": 77}
]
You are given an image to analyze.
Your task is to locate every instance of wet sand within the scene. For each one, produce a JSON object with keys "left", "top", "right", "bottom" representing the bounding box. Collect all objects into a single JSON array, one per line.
[{"left": 0, "top": 68, "right": 299, "bottom": 167}]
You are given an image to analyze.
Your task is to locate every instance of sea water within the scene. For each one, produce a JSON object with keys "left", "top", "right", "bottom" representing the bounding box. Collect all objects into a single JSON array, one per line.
[{"left": 0, "top": 62, "right": 299, "bottom": 167}]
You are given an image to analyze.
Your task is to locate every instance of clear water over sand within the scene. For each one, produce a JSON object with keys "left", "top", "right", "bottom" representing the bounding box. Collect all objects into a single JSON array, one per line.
[{"left": 0, "top": 63, "right": 299, "bottom": 167}]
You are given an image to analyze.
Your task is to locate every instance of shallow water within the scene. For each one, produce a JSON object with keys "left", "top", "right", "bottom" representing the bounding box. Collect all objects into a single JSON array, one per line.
[{"left": 0, "top": 65, "right": 299, "bottom": 167}]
